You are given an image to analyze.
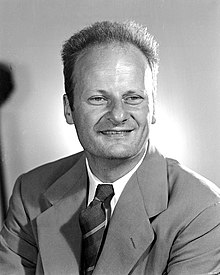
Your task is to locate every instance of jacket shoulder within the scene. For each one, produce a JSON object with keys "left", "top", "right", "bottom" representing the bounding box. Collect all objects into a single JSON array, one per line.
[
  {"left": 166, "top": 157, "right": 220, "bottom": 215},
  {"left": 21, "top": 151, "right": 84, "bottom": 193},
  {"left": 10, "top": 152, "right": 85, "bottom": 217}
]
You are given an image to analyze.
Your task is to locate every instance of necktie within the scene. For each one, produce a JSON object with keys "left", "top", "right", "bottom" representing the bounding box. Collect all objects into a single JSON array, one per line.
[{"left": 79, "top": 184, "right": 114, "bottom": 274}]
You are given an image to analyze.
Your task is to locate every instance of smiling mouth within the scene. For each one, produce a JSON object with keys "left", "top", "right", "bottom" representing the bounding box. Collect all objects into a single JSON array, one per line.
[{"left": 100, "top": 130, "right": 133, "bottom": 136}]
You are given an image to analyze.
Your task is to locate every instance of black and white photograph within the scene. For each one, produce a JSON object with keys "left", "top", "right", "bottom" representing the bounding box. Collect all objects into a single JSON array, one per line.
[{"left": 0, "top": 1, "right": 220, "bottom": 274}]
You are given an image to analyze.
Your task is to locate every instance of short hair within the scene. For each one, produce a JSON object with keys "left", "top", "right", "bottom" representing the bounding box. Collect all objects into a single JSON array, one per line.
[{"left": 61, "top": 21, "right": 159, "bottom": 108}]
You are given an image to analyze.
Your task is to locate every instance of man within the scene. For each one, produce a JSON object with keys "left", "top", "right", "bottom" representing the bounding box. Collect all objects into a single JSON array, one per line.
[{"left": 0, "top": 21, "right": 220, "bottom": 275}]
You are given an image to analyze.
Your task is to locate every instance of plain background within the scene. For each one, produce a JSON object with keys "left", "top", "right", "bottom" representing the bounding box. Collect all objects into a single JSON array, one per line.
[{"left": 0, "top": 0, "right": 220, "bottom": 227}]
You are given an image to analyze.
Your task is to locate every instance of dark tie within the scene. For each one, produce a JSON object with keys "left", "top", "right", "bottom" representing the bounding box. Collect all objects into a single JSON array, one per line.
[{"left": 79, "top": 184, "right": 115, "bottom": 275}]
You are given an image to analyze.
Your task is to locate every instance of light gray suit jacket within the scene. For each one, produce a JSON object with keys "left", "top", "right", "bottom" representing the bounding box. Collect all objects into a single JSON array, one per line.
[{"left": 1, "top": 144, "right": 220, "bottom": 274}]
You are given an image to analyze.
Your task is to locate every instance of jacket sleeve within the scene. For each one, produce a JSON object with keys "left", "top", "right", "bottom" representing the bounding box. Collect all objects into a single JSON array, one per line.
[
  {"left": 166, "top": 202, "right": 220, "bottom": 275},
  {"left": 0, "top": 175, "right": 38, "bottom": 275}
]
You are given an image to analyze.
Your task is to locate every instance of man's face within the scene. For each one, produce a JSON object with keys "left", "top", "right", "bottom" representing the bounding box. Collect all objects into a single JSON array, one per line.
[{"left": 64, "top": 44, "right": 155, "bottom": 161}]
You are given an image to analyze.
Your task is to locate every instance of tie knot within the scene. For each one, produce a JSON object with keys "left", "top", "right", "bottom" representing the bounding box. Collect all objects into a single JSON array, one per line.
[{"left": 95, "top": 184, "right": 114, "bottom": 203}]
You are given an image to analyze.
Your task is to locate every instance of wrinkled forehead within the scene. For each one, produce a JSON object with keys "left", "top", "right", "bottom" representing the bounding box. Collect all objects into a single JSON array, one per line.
[{"left": 73, "top": 43, "right": 152, "bottom": 83}]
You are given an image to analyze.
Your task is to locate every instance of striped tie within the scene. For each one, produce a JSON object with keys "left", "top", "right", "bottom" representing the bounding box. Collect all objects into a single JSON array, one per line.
[{"left": 79, "top": 184, "right": 114, "bottom": 275}]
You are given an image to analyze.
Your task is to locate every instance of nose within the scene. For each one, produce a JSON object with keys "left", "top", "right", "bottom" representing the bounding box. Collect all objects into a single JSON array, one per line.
[{"left": 107, "top": 100, "right": 129, "bottom": 125}]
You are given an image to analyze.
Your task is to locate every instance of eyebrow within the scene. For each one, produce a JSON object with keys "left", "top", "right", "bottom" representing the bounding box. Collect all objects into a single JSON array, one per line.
[
  {"left": 92, "top": 89, "right": 146, "bottom": 94},
  {"left": 83, "top": 88, "right": 146, "bottom": 98},
  {"left": 125, "top": 90, "right": 145, "bottom": 94}
]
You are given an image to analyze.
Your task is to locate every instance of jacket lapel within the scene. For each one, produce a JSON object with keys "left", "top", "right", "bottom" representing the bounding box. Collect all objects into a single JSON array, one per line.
[
  {"left": 136, "top": 144, "right": 168, "bottom": 219},
  {"left": 93, "top": 173, "right": 155, "bottom": 275},
  {"left": 94, "top": 143, "right": 168, "bottom": 274},
  {"left": 36, "top": 154, "right": 87, "bottom": 275}
]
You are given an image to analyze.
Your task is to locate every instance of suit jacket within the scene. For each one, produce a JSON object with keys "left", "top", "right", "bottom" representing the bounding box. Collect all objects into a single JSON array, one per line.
[{"left": 1, "top": 144, "right": 220, "bottom": 275}]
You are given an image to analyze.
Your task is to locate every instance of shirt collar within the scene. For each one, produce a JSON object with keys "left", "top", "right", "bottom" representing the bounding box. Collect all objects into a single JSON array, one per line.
[{"left": 85, "top": 149, "right": 146, "bottom": 212}]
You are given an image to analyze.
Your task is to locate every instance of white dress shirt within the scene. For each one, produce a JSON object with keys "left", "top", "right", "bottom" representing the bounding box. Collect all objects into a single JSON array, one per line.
[{"left": 86, "top": 151, "right": 146, "bottom": 215}]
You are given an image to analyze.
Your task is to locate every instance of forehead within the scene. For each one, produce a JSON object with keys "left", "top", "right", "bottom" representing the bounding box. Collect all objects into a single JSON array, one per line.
[{"left": 73, "top": 43, "right": 151, "bottom": 84}]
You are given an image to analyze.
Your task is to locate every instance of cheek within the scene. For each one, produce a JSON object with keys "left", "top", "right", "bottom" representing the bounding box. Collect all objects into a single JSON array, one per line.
[
  {"left": 131, "top": 104, "right": 151, "bottom": 125},
  {"left": 73, "top": 107, "right": 99, "bottom": 132}
]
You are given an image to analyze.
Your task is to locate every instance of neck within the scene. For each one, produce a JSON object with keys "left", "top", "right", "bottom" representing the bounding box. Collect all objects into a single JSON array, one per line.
[{"left": 86, "top": 149, "right": 146, "bottom": 183}]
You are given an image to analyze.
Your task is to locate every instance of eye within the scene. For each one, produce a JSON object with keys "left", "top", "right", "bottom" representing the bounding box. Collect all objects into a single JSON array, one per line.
[
  {"left": 87, "top": 96, "right": 108, "bottom": 105},
  {"left": 124, "top": 95, "right": 144, "bottom": 105}
]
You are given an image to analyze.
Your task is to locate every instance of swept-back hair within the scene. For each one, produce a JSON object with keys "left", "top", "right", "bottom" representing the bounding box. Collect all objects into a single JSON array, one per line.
[{"left": 61, "top": 21, "right": 159, "bottom": 108}]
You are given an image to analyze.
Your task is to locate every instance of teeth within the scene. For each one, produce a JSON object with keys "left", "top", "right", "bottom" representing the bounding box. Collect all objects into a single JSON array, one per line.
[{"left": 101, "top": 130, "right": 131, "bottom": 135}]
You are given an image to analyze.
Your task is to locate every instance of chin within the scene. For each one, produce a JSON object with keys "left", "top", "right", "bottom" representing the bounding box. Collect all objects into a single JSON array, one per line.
[
  {"left": 101, "top": 146, "right": 140, "bottom": 160},
  {"left": 85, "top": 141, "right": 145, "bottom": 161}
]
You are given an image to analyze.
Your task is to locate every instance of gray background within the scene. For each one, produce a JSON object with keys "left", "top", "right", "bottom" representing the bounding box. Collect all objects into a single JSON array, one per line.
[{"left": 0, "top": 0, "right": 220, "bottom": 226}]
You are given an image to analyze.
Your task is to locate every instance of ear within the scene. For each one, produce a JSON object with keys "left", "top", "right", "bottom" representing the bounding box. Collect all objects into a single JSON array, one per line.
[
  {"left": 151, "top": 113, "right": 156, "bottom": 124},
  {"left": 63, "top": 94, "right": 74, "bottom": 124},
  {"left": 151, "top": 95, "right": 156, "bottom": 124}
]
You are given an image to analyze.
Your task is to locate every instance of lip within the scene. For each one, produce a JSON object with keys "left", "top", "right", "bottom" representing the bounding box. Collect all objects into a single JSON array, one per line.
[{"left": 99, "top": 129, "right": 134, "bottom": 136}]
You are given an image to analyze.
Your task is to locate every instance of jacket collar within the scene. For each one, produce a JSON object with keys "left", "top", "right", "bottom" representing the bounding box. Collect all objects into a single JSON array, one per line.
[
  {"left": 42, "top": 141, "right": 168, "bottom": 216},
  {"left": 42, "top": 153, "right": 87, "bottom": 206}
]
